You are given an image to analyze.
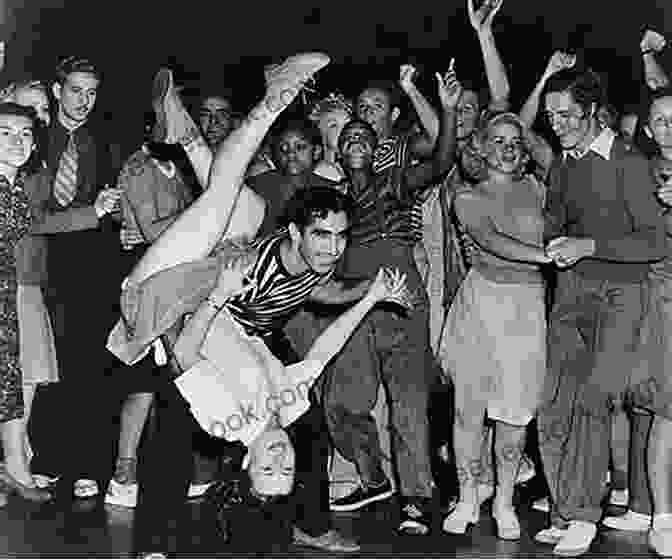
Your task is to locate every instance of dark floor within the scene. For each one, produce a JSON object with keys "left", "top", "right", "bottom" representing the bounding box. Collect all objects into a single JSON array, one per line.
[{"left": 0, "top": 488, "right": 659, "bottom": 559}]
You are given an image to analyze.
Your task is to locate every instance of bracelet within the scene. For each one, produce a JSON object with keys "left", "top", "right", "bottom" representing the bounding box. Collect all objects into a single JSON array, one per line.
[{"left": 205, "top": 296, "right": 225, "bottom": 311}]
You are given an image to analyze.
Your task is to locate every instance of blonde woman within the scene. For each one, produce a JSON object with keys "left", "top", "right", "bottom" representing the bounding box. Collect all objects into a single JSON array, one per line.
[{"left": 440, "top": 112, "right": 549, "bottom": 539}]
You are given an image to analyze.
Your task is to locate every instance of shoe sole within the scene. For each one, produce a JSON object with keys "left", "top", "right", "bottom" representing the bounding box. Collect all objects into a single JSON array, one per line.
[
  {"left": 263, "top": 53, "right": 330, "bottom": 113},
  {"left": 104, "top": 494, "right": 137, "bottom": 508},
  {"left": 602, "top": 517, "right": 651, "bottom": 532},
  {"left": 330, "top": 488, "right": 395, "bottom": 512},
  {"left": 151, "top": 68, "right": 172, "bottom": 143},
  {"left": 553, "top": 544, "right": 591, "bottom": 557},
  {"left": 442, "top": 520, "right": 476, "bottom": 535},
  {"left": 292, "top": 539, "right": 361, "bottom": 553}
]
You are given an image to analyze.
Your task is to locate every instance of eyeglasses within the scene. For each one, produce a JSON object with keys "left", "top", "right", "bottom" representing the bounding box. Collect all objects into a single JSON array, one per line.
[
  {"left": 650, "top": 116, "right": 672, "bottom": 130},
  {"left": 544, "top": 110, "right": 586, "bottom": 125}
]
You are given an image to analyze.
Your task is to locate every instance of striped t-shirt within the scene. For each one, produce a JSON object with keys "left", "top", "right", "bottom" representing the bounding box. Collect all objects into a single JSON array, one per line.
[
  {"left": 345, "top": 134, "right": 422, "bottom": 246},
  {"left": 224, "top": 234, "right": 326, "bottom": 338},
  {"left": 375, "top": 135, "right": 423, "bottom": 243}
]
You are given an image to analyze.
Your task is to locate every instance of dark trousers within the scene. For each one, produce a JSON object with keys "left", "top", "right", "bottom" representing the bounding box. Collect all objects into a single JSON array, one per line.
[
  {"left": 30, "top": 229, "right": 132, "bottom": 488},
  {"left": 29, "top": 290, "right": 119, "bottom": 487},
  {"left": 133, "top": 334, "right": 331, "bottom": 555},
  {"left": 539, "top": 271, "right": 649, "bottom": 525}
]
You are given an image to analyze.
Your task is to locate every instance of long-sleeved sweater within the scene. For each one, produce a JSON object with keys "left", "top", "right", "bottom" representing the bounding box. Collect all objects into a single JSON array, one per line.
[{"left": 545, "top": 137, "right": 667, "bottom": 282}]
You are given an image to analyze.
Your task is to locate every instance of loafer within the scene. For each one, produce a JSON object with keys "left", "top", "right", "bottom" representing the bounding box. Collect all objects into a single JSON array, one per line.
[
  {"left": 553, "top": 521, "right": 596, "bottom": 557},
  {"left": 603, "top": 510, "right": 651, "bottom": 532}
]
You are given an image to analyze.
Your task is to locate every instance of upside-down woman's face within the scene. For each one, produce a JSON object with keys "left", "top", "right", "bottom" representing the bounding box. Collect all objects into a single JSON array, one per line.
[{"left": 246, "top": 428, "right": 296, "bottom": 497}]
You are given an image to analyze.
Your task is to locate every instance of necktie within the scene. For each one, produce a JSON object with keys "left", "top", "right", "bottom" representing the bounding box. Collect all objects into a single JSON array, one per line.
[{"left": 53, "top": 133, "right": 78, "bottom": 207}]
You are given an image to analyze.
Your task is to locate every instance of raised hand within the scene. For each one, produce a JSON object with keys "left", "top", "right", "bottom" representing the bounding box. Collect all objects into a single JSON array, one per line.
[
  {"left": 399, "top": 64, "right": 418, "bottom": 93},
  {"left": 467, "top": 0, "right": 503, "bottom": 33},
  {"left": 544, "top": 51, "right": 576, "bottom": 78},
  {"left": 436, "top": 60, "right": 463, "bottom": 110},
  {"left": 641, "top": 29, "right": 667, "bottom": 53}
]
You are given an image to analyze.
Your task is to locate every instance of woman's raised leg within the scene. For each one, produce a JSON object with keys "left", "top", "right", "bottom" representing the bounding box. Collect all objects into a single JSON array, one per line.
[{"left": 128, "top": 53, "right": 330, "bottom": 286}]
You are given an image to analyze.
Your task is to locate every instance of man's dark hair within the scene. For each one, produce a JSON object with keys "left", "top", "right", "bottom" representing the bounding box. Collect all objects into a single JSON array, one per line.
[
  {"left": 280, "top": 186, "right": 354, "bottom": 231},
  {"left": 545, "top": 68, "right": 606, "bottom": 116},
  {"left": 358, "top": 79, "right": 403, "bottom": 111},
  {"left": 54, "top": 56, "right": 102, "bottom": 85},
  {"left": 337, "top": 118, "right": 378, "bottom": 153}
]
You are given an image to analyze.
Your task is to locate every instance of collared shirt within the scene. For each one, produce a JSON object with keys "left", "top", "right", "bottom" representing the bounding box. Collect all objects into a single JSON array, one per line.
[
  {"left": 564, "top": 127, "right": 616, "bottom": 161},
  {"left": 546, "top": 135, "right": 667, "bottom": 282}
]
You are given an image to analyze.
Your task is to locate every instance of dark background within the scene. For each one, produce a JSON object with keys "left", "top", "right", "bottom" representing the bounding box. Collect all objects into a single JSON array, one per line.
[{"left": 1, "top": 0, "right": 670, "bottom": 159}]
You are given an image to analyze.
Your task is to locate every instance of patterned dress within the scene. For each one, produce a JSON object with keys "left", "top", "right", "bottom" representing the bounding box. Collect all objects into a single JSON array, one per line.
[{"left": 0, "top": 173, "right": 32, "bottom": 421}]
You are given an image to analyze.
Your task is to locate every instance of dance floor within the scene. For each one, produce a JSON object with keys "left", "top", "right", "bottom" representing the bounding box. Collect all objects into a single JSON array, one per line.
[{"left": 0, "top": 487, "right": 659, "bottom": 558}]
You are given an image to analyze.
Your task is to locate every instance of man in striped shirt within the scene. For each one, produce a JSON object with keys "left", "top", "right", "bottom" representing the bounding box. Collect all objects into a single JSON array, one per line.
[
  {"left": 294, "top": 68, "right": 462, "bottom": 535},
  {"left": 107, "top": 53, "right": 417, "bottom": 556}
]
